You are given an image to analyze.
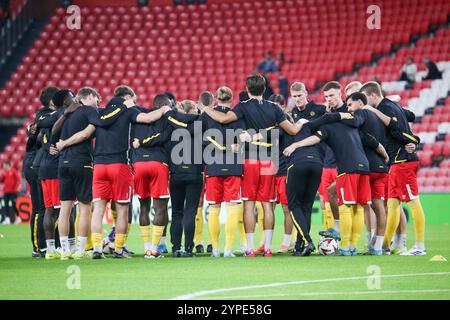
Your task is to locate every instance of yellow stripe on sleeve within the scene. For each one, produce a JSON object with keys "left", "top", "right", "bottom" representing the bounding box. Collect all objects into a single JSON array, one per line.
[
  {"left": 142, "top": 133, "right": 161, "bottom": 144},
  {"left": 100, "top": 107, "right": 121, "bottom": 120},
  {"left": 168, "top": 116, "right": 188, "bottom": 127},
  {"left": 206, "top": 136, "right": 226, "bottom": 150}
]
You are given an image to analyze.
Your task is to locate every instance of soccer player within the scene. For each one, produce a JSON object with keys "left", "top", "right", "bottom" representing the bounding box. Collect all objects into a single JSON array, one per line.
[
  {"left": 268, "top": 94, "right": 294, "bottom": 253},
  {"left": 36, "top": 89, "right": 76, "bottom": 259},
  {"left": 0, "top": 161, "right": 21, "bottom": 224},
  {"left": 285, "top": 107, "right": 375, "bottom": 256},
  {"left": 319, "top": 81, "right": 346, "bottom": 239},
  {"left": 23, "top": 122, "right": 47, "bottom": 256},
  {"left": 345, "top": 92, "right": 390, "bottom": 255},
  {"left": 360, "top": 82, "right": 425, "bottom": 255},
  {"left": 54, "top": 87, "right": 125, "bottom": 259},
  {"left": 28, "top": 87, "right": 59, "bottom": 256},
  {"left": 131, "top": 94, "right": 173, "bottom": 258},
  {"left": 201, "top": 74, "right": 304, "bottom": 257},
  {"left": 193, "top": 91, "right": 214, "bottom": 254},
  {"left": 289, "top": 82, "right": 336, "bottom": 234},
  {"left": 57, "top": 85, "right": 171, "bottom": 259},
  {"left": 202, "top": 87, "right": 245, "bottom": 258},
  {"left": 283, "top": 112, "right": 349, "bottom": 255}
]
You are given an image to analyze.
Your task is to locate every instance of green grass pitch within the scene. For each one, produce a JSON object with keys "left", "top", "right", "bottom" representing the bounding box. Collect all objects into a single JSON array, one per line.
[{"left": 0, "top": 223, "right": 449, "bottom": 300}]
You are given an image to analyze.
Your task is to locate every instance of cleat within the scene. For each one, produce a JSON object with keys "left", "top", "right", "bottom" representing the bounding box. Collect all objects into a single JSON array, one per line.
[
  {"left": 382, "top": 247, "right": 391, "bottom": 255},
  {"left": 288, "top": 243, "right": 296, "bottom": 252},
  {"left": 392, "top": 247, "right": 407, "bottom": 255},
  {"left": 368, "top": 248, "right": 382, "bottom": 256},
  {"left": 277, "top": 244, "right": 289, "bottom": 253},
  {"left": 45, "top": 251, "right": 60, "bottom": 260},
  {"left": 122, "top": 246, "right": 135, "bottom": 255},
  {"left": 263, "top": 249, "right": 273, "bottom": 257},
  {"left": 333, "top": 249, "right": 344, "bottom": 256},
  {"left": 173, "top": 250, "right": 183, "bottom": 258},
  {"left": 300, "top": 242, "right": 315, "bottom": 256},
  {"left": 211, "top": 248, "right": 220, "bottom": 258},
  {"left": 350, "top": 248, "right": 358, "bottom": 256},
  {"left": 92, "top": 251, "right": 106, "bottom": 259},
  {"left": 108, "top": 226, "right": 116, "bottom": 242},
  {"left": 112, "top": 251, "right": 130, "bottom": 259},
  {"left": 244, "top": 249, "right": 256, "bottom": 258},
  {"left": 293, "top": 250, "right": 302, "bottom": 256},
  {"left": 32, "top": 251, "right": 41, "bottom": 258},
  {"left": 318, "top": 228, "right": 341, "bottom": 241},
  {"left": 255, "top": 244, "right": 265, "bottom": 255},
  {"left": 400, "top": 246, "right": 426, "bottom": 256},
  {"left": 338, "top": 249, "right": 351, "bottom": 256},
  {"left": 224, "top": 250, "right": 235, "bottom": 258},
  {"left": 183, "top": 251, "right": 195, "bottom": 258},
  {"left": 144, "top": 250, "right": 164, "bottom": 259},
  {"left": 206, "top": 244, "right": 212, "bottom": 253},
  {"left": 72, "top": 251, "right": 93, "bottom": 260},
  {"left": 195, "top": 244, "right": 204, "bottom": 254},
  {"left": 157, "top": 244, "right": 168, "bottom": 254}
]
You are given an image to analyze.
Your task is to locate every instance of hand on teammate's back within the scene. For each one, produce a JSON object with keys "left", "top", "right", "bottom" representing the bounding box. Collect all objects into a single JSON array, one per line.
[
  {"left": 239, "top": 131, "right": 251, "bottom": 143},
  {"left": 161, "top": 105, "right": 171, "bottom": 114},
  {"left": 123, "top": 99, "right": 135, "bottom": 108},
  {"left": 133, "top": 138, "right": 140, "bottom": 149},
  {"left": 49, "top": 145, "right": 59, "bottom": 155},
  {"left": 64, "top": 102, "right": 82, "bottom": 116},
  {"left": 56, "top": 140, "right": 66, "bottom": 151}
]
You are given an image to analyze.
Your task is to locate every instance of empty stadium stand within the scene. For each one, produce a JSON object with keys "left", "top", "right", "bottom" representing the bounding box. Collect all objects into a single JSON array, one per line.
[{"left": 0, "top": 0, "right": 449, "bottom": 195}]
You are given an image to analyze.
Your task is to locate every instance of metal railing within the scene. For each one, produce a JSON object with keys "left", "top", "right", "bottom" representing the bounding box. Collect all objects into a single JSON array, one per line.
[{"left": 0, "top": 0, "right": 33, "bottom": 67}]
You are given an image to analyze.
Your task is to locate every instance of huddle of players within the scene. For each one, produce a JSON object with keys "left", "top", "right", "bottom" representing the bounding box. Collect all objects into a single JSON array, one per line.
[{"left": 24, "top": 74, "right": 426, "bottom": 259}]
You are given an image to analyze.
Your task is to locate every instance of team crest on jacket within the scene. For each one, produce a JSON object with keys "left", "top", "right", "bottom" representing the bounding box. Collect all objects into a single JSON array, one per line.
[{"left": 310, "top": 111, "right": 316, "bottom": 116}]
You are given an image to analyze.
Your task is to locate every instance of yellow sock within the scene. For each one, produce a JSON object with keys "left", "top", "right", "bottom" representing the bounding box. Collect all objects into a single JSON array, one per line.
[
  {"left": 383, "top": 198, "right": 401, "bottom": 248},
  {"left": 140, "top": 225, "right": 151, "bottom": 243},
  {"left": 407, "top": 198, "right": 425, "bottom": 243},
  {"left": 152, "top": 225, "right": 165, "bottom": 247},
  {"left": 322, "top": 207, "right": 328, "bottom": 229},
  {"left": 115, "top": 233, "right": 125, "bottom": 252},
  {"left": 92, "top": 233, "right": 102, "bottom": 252},
  {"left": 237, "top": 205, "right": 246, "bottom": 245},
  {"left": 292, "top": 228, "right": 298, "bottom": 242},
  {"left": 208, "top": 207, "right": 221, "bottom": 249},
  {"left": 124, "top": 223, "right": 131, "bottom": 244},
  {"left": 351, "top": 204, "right": 365, "bottom": 247},
  {"left": 325, "top": 202, "right": 335, "bottom": 229},
  {"left": 194, "top": 207, "right": 203, "bottom": 245},
  {"left": 225, "top": 205, "right": 240, "bottom": 250},
  {"left": 74, "top": 209, "right": 80, "bottom": 238},
  {"left": 86, "top": 228, "right": 93, "bottom": 250},
  {"left": 256, "top": 202, "right": 264, "bottom": 244},
  {"left": 339, "top": 205, "right": 352, "bottom": 248}
]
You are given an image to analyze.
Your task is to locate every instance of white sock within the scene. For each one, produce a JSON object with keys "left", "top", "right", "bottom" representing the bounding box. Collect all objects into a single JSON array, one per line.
[
  {"left": 374, "top": 236, "right": 384, "bottom": 251},
  {"left": 150, "top": 244, "right": 157, "bottom": 252},
  {"left": 60, "top": 236, "right": 70, "bottom": 254},
  {"left": 366, "top": 230, "right": 372, "bottom": 246},
  {"left": 109, "top": 241, "right": 115, "bottom": 249},
  {"left": 349, "top": 243, "right": 356, "bottom": 251},
  {"left": 46, "top": 239, "right": 56, "bottom": 253},
  {"left": 399, "top": 234, "right": 407, "bottom": 249},
  {"left": 282, "top": 233, "right": 292, "bottom": 247},
  {"left": 69, "top": 238, "right": 76, "bottom": 253},
  {"left": 392, "top": 233, "right": 399, "bottom": 247},
  {"left": 334, "top": 220, "right": 340, "bottom": 233},
  {"left": 264, "top": 229, "right": 274, "bottom": 250},
  {"left": 77, "top": 237, "right": 87, "bottom": 254},
  {"left": 144, "top": 242, "right": 151, "bottom": 252},
  {"left": 160, "top": 236, "right": 166, "bottom": 246},
  {"left": 369, "top": 234, "right": 377, "bottom": 248},
  {"left": 415, "top": 241, "right": 425, "bottom": 251},
  {"left": 245, "top": 233, "right": 254, "bottom": 250},
  {"left": 341, "top": 245, "right": 349, "bottom": 251}
]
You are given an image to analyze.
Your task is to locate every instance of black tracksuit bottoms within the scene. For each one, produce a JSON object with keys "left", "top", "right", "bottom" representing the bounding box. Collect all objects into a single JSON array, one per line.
[
  {"left": 169, "top": 176, "right": 203, "bottom": 252},
  {"left": 286, "top": 162, "right": 323, "bottom": 247}
]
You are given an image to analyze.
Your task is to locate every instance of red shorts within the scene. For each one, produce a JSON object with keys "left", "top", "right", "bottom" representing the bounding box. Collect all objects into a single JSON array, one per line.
[
  {"left": 336, "top": 173, "right": 371, "bottom": 206},
  {"left": 242, "top": 159, "right": 276, "bottom": 202},
  {"left": 205, "top": 176, "right": 242, "bottom": 203},
  {"left": 134, "top": 161, "right": 170, "bottom": 199},
  {"left": 319, "top": 168, "right": 337, "bottom": 202},
  {"left": 41, "top": 179, "right": 60, "bottom": 209},
  {"left": 388, "top": 161, "right": 419, "bottom": 202},
  {"left": 93, "top": 164, "right": 134, "bottom": 203},
  {"left": 275, "top": 176, "right": 288, "bottom": 205},
  {"left": 369, "top": 172, "right": 388, "bottom": 200}
]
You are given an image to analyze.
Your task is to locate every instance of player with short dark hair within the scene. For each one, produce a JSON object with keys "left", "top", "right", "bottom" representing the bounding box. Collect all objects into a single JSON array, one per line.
[
  {"left": 201, "top": 74, "right": 305, "bottom": 257},
  {"left": 361, "top": 81, "right": 425, "bottom": 255}
]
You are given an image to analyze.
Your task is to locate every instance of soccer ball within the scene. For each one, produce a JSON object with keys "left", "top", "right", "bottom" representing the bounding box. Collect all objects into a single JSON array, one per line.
[{"left": 318, "top": 237, "right": 339, "bottom": 256}]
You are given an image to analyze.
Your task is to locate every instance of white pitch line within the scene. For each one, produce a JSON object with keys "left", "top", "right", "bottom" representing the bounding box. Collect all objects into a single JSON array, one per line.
[
  {"left": 170, "top": 272, "right": 450, "bottom": 300},
  {"left": 204, "top": 289, "right": 450, "bottom": 300}
]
